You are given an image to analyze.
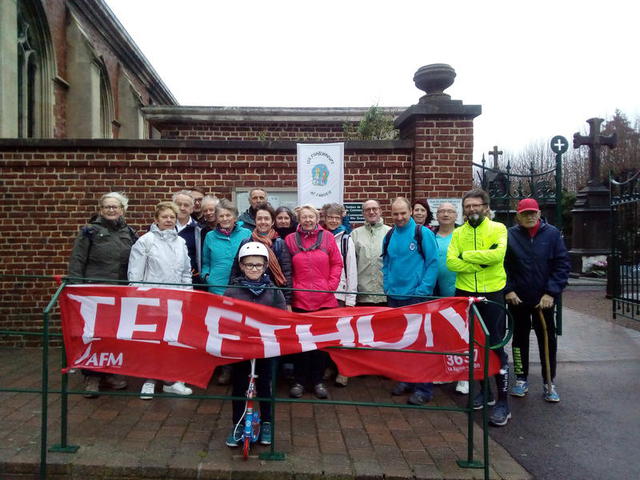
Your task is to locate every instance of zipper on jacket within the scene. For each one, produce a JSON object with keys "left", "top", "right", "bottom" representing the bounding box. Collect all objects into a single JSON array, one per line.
[{"left": 474, "top": 228, "right": 478, "bottom": 292}]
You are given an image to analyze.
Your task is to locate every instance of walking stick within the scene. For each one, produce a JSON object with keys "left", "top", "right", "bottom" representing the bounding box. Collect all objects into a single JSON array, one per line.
[{"left": 537, "top": 307, "right": 553, "bottom": 393}]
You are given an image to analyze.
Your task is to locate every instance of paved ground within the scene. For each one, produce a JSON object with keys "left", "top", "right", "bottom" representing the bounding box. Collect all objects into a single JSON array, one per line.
[
  {"left": 1, "top": 286, "right": 638, "bottom": 480},
  {"left": 474, "top": 286, "right": 640, "bottom": 480}
]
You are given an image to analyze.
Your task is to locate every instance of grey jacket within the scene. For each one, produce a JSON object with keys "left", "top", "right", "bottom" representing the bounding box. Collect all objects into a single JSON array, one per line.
[{"left": 68, "top": 216, "right": 137, "bottom": 282}]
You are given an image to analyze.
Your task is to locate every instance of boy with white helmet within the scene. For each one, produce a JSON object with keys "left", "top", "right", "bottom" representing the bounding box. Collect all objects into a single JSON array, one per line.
[{"left": 223, "top": 242, "right": 287, "bottom": 448}]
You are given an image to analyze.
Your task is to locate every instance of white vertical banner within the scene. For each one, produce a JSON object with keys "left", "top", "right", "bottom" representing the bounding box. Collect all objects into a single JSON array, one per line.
[{"left": 297, "top": 142, "right": 344, "bottom": 207}]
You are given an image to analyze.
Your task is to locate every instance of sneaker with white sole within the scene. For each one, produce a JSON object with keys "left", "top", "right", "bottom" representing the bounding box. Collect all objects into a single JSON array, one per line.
[
  {"left": 163, "top": 381, "right": 192, "bottom": 395},
  {"left": 140, "top": 380, "right": 156, "bottom": 400},
  {"left": 472, "top": 389, "right": 496, "bottom": 410},
  {"left": 543, "top": 384, "right": 560, "bottom": 403},
  {"left": 260, "top": 422, "right": 272, "bottom": 445},
  {"left": 226, "top": 426, "right": 241, "bottom": 447},
  {"left": 455, "top": 381, "right": 469, "bottom": 395},
  {"left": 510, "top": 379, "right": 529, "bottom": 397},
  {"left": 489, "top": 400, "right": 511, "bottom": 427}
]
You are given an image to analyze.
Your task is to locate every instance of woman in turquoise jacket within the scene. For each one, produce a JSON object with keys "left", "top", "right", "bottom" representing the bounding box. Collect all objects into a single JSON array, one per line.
[{"left": 201, "top": 199, "right": 251, "bottom": 295}]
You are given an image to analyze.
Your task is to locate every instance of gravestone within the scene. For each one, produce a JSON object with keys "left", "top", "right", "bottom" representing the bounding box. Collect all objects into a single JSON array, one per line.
[{"left": 570, "top": 117, "right": 617, "bottom": 273}]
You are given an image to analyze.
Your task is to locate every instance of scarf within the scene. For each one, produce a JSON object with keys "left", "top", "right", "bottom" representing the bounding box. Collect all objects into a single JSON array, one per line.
[
  {"left": 216, "top": 224, "right": 234, "bottom": 237},
  {"left": 239, "top": 274, "right": 271, "bottom": 296},
  {"left": 251, "top": 229, "right": 287, "bottom": 287},
  {"left": 275, "top": 224, "right": 297, "bottom": 239},
  {"left": 329, "top": 224, "right": 347, "bottom": 235}
]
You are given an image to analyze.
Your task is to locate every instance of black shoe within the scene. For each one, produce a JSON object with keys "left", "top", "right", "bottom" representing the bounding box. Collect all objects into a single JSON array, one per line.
[
  {"left": 407, "top": 392, "right": 431, "bottom": 406},
  {"left": 391, "top": 382, "right": 412, "bottom": 396},
  {"left": 472, "top": 389, "right": 496, "bottom": 410},
  {"left": 289, "top": 383, "right": 304, "bottom": 398},
  {"left": 314, "top": 383, "right": 328, "bottom": 399}
]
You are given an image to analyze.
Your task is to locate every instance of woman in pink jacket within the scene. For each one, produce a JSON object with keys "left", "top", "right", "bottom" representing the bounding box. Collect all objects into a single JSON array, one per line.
[{"left": 285, "top": 204, "right": 343, "bottom": 399}]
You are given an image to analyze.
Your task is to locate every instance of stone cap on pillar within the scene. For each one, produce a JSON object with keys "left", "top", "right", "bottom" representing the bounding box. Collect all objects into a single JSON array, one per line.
[{"left": 395, "top": 64, "right": 481, "bottom": 129}]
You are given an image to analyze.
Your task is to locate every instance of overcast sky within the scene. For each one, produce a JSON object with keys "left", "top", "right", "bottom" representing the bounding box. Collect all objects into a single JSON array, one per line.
[{"left": 106, "top": 0, "right": 639, "bottom": 161}]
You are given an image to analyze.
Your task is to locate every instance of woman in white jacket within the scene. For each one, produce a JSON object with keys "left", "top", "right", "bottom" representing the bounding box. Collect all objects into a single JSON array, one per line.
[
  {"left": 321, "top": 203, "right": 358, "bottom": 387},
  {"left": 127, "top": 201, "right": 193, "bottom": 399}
]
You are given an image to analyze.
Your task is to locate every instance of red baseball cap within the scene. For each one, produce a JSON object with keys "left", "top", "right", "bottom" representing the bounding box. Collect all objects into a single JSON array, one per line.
[{"left": 517, "top": 198, "right": 540, "bottom": 213}]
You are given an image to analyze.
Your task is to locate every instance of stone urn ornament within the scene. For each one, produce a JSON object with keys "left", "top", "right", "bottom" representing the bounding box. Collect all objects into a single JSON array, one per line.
[{"left": 413, "top": 63, "right": 456, "bottom": 103}]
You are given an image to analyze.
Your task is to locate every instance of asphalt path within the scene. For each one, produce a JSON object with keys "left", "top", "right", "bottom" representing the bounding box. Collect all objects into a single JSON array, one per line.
[{"left": 456, "top": 291, "right": 640, "bottom": 480}]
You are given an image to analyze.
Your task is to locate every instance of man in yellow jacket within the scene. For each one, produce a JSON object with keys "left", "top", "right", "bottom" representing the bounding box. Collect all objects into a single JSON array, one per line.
[{"left": 447, "top": 189, "right": 511, "bottom": 427}]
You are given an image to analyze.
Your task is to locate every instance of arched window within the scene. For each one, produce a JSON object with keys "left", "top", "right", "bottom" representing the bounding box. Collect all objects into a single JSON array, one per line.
[{"left": 16, "top": 1, "right": 55, "bottom": 138}]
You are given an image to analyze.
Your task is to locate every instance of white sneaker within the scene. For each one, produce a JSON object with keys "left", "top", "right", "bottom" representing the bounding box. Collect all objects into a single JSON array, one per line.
[
  {"left": 163, "top": 381, "right": 192, "bottom": 395},
  {"left": 456, "top": 381, "right": 469, "bottom": 395},
  {"left": 140, "top": 380, "right": 156, "bottom": 400}
]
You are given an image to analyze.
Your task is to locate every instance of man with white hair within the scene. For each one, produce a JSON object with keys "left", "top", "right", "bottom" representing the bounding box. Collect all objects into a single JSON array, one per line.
[{"left": 351, "top": 199, "right": 390, "bottom": 306}]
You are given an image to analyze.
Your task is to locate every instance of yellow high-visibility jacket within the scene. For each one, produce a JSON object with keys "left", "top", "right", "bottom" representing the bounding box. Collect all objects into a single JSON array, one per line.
[{"left": 446, "top": 217, "right": 507, "bottom": 293}]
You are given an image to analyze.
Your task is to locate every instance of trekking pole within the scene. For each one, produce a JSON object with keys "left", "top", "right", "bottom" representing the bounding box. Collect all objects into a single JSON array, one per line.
[{"left": 537, "top": 308, "right": 553, "bottom": 393}]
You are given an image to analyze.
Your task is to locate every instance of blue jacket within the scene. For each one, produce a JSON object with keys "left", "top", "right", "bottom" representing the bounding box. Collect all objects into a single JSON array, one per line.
[
  {"left": 382, "top": 217, "right": 438, "bottom": 300},
  {"left": 201, "top": 224, "right": 252, "bottom": 295},
  {"left": 504, "top": 221, "right": 570, "bottom": 306}
]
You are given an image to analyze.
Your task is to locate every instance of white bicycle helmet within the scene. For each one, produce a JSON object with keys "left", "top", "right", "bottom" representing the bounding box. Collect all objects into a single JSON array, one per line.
[{"left": 238, "top": 242, "right": 269, "bottom": 265}]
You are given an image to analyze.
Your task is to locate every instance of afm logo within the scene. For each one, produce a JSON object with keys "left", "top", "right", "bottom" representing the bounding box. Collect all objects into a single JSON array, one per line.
[{"left": 83, "top": 352, "right": 124, "bottom": 367}]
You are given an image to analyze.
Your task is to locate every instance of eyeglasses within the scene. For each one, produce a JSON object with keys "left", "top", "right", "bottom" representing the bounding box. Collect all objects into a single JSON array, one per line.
[
  {"left": 101, "top": 205, "right": 121, "bottom": 210},
  {"left": 437, "top": 209, "right": 456, "bottom": 214},
  {"left": 325, "top": 215, "right": 342, "bottom": 221},
  {"left": 242, "top": 263, "right": 265, "bottom": 270},
  {"left": 463, "top": 203, "right": 487, "bottom": 210}
]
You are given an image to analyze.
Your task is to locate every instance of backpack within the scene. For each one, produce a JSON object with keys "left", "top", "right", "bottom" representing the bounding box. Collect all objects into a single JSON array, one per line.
[
  {"left": 381, "top": 224, "right": 425, "bottom": 260},
  {"left": 289, "top": 230, "right": 328, "bottom": 256},
  {"left": 340, "top": 233, "right": 350, "bottom": 274}
]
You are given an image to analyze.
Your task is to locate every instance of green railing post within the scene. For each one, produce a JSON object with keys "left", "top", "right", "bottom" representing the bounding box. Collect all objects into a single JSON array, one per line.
[
  {"left": 39, "top": 280, "right": 68, "bottom": 480},
  {"left": 457, "top": 303, "right": 482, "bottom": 469},
  {"left": 49, "top": 341, "right": 79, "bottom": 453},
  {"left": 259, "top": 358, "right": 284, "bottom": 460}
]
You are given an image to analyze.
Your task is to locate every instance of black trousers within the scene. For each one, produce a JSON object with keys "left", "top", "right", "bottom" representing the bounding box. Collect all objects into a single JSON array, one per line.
[
  {"left": 291, "top": 307, "right": 328, "bottom": 387},
  {"left": 456, "top": 289, "right": 507, "bottom": 367},
  {"left": 510, "top": 304, "right": 557, "bottom": 383},
  {"left": 457, "top": 288, "right": 509, "bottom": 398},
  {"left": 231, "top": 358, "right": 274, "bottom": 425}
]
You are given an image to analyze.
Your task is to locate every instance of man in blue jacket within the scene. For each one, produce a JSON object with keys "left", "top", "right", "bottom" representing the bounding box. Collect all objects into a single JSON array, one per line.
[
  {"left": 383, "top": 197, "right": 438, "bottom": 405},
  {"left": 504, "top": 198, "right": 570, "bottom": 402}
]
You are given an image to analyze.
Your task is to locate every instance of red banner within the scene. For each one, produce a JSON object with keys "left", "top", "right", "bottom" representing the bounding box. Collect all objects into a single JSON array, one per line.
[{"left": 59, "top": 285, "right": 500, "bottom": 389}]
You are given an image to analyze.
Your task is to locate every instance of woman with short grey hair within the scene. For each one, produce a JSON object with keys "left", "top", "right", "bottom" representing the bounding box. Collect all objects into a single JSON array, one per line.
[
  {"left": 201, "top": 199, "right": 251, "bottom": 295},
  {"left": 68, "top": 192, "right": 137, "bottom": 398}
]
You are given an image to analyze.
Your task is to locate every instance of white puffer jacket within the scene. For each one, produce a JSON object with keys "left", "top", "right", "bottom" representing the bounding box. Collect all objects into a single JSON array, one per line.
[{"left": 128, "top": 224, "right": 192, "bottom": 289}]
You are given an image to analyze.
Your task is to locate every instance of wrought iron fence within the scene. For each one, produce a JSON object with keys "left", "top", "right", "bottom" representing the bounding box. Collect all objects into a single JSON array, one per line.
[
  {"left": 473, "top": 155, "right": 563, "bottom": 230},
  {"left": 610, "top": 170, "right": 640, "bottom": 321}
]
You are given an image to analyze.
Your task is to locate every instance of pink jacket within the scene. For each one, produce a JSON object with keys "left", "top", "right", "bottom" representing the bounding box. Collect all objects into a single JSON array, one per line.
[{"left": 285, "top": 225, "right": 343, "bottom": 311}]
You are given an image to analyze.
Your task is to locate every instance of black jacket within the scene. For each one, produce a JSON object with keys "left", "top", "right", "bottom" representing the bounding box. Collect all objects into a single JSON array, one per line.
[{"left": 223, "top": 275, "right": 287, "bottom": 310}]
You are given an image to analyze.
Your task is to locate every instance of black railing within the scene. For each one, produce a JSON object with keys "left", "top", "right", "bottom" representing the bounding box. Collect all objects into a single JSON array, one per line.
[{"left": 610, "top": 170, "right": 640, "bottom": 321}]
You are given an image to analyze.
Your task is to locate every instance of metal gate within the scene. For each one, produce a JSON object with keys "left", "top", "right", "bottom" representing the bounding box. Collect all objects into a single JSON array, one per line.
[
  {"left": 473, "top": 149, "right": 564, "bottom": 231},
  {"left": 610, "top": 170, "right": 640, "bottom": 321}
]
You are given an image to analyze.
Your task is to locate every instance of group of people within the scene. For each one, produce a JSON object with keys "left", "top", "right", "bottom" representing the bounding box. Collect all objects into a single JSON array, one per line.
[{"left": 68, "top": 186, "right": 570, "bottom": 440}]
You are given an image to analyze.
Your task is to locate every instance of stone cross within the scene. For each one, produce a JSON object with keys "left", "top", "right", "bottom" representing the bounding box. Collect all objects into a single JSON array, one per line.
[
  {"left": 488, "top": 145, "right": 503, "bottom": 169},
  {"left": 573, "top": 117, "right": 617, "bottom": 186}
]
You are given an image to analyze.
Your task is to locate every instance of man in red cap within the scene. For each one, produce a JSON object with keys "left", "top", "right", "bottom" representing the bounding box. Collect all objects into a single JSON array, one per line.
[{"left": 504, "top": 198, "right": 570, "bottom": 402}]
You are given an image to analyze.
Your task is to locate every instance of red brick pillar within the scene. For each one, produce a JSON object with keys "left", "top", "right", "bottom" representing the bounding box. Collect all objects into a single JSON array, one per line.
[{"left": 395, "top": 64, "right": 481, "bottom": 201}]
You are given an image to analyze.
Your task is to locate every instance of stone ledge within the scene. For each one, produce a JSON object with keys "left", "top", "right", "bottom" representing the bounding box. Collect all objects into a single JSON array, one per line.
[{"left": 0, "top": 138, "right": 414, "bottom": 152}]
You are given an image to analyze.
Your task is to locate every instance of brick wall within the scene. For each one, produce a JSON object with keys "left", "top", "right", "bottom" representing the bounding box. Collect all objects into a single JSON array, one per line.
[
  {"left": 0, "top": 139, "right": 414, "bottom": 345},
  {"left": 411, "top": 118, "right": 475, "bottom": 199},
  {"left": 157, "top": 122, "right": 357, "bottom": 142}
]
